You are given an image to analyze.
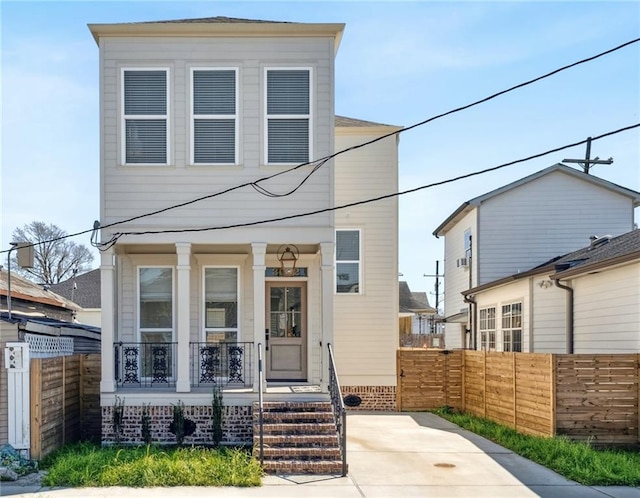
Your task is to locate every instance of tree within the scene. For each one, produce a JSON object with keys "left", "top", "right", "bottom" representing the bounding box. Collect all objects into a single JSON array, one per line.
[{"left": 10, "top": 221, "right": 94, "bottom": 284}]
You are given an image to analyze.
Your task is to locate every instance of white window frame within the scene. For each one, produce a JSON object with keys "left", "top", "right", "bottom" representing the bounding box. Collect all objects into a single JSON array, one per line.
[
  {"left": 335, "top": 228, "right": 362, "bottom": 295},
  {"left": 202, "top": 266, "right": 241, "bottom": 342},
  {"left": 478, "top": 306, "right": 496, "bottom": 351},
  {"left": 121, "top": 67, "right": 170, "bottom": 166},
  {"left": 137, "top": 265, "right": 175, "bottom": 342},
  {"left": 263, "top": 67, "right": 313, "bottom": 165},
  {"left": 190, "top": 67, "right": 239, "bottom": 166},
  {"left": 501, "top": 301, "right": 523, "bottom": 352}
]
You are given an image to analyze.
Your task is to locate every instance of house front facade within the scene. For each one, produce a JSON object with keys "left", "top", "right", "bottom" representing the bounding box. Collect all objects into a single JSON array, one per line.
[
  {"left": 433, "top": 164, "right": 640, "bottom": 350},
  {"left": 90, "top": 17, "right": 399, "bottom": 448}
]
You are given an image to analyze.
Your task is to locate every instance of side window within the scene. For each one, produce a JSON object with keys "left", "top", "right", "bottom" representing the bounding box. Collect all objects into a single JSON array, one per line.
[
  {"left": 265, "top": 68, "right": 311, "bottom": 164},
  {"left": 336, "top": 230, "right": 360, "bottom": 294},
  {"left": 123, "top": 69, "right": 168, "bottom": 164},
  {"left": 204, "top": 267, "right": 239, "bottom": 342},
  {"left": 479, "top": 307, "right": 496, "bottom": 351},
  {"left": 192, "top": 69, "right": 237, "bottom": 164},
  {"left": 502, "top": 302, "right": 522, "bottom": 352}
]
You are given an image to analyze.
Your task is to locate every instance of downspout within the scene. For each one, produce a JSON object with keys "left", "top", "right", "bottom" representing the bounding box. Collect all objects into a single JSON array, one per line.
[
  {"left": 464, "top": 294, "right": 477, "bottom": 350},
  {"left": 552, "top": 278, "right": 574, "bottom": 354}
]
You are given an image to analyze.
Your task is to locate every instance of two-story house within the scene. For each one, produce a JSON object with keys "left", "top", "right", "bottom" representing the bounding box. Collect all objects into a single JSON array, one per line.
[
  {"left": 433, "top": 163, "right": 640, "bottom": 350},
  {"left": 89, "top": 16, "right": 399, "bottom": 469}
]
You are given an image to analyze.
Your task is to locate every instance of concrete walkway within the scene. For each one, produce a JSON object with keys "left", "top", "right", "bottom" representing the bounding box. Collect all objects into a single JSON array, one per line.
[{"left": 2, "top": 412, "right": 638, "bottom": 497}]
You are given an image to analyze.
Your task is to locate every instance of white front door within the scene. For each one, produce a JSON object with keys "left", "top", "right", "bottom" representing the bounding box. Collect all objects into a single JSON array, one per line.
[{"left": 266, "top": 282, "right": 307, "bottom": 381}]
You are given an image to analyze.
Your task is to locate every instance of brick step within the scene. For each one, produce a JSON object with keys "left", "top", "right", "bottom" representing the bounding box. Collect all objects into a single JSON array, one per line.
[
  {"left": 259, "top": 446, "right": 341, "bottom": 460},
  {"left": 259, "top": 422, "right": 337, "bottom": 435},
  {"left": 255, "top": 401, "right": 333, "bottom": 413},
  {"left": 254, "top": 434, "right": 339, "bottom": 447},
  {"left": 260, "top": 459, "right": 346, "bottom": 475},
  {"left": 256, "top": 412, "right": 335, "bottom": 423}
]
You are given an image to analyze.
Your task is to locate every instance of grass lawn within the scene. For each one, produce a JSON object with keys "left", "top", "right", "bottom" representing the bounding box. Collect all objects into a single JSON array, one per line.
[
  {"left": 434, "top": 408, "right": 640, "bottom": 487},
  {"left": 41, "top": 443, "right": 263, "bottom": 487}
]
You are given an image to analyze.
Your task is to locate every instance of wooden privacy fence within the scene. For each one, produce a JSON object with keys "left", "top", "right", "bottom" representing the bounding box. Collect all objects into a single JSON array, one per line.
[
  {"left": 30, "top": 354, "right": 101, "bottom": 459},
  {"left": 397, "top": 350, "right": 640, "bottom": 445}
]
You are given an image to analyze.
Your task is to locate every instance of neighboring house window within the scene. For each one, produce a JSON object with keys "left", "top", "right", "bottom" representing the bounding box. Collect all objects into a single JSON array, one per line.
[
  {"left": 336, "top": 230, "right": 360, "bottom": 294},
  {"left": 265, "top": 68, "right": 311, "bottom": 164},
  {"left": 204, "top": 267, "right": 239, "bottom": 342},
  {"left": 192, "top": 68, "right": 237, "bottom": 164},
  {"left": 123, "top": 69, "right": 168, "bottom": 164},
  {"left": 479, "top": 307, "right": 496, "bottom": 351},
  {"left": 502, "top": 302, "right": 522, "bottom": 352},
  {"left": 139, "top": 267, "right": 173, "bottom": 378}
]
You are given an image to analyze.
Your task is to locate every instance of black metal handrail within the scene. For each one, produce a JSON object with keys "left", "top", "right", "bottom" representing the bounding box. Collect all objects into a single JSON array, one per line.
[
  {"left": 257, "top": 342, "right": 264, "bottom": 465},
  {"left": 328, "top": 343, "right": 347, "bottom": 476},
  {"left": 190, "top": 342, "right": 253, "bottom": 388}
]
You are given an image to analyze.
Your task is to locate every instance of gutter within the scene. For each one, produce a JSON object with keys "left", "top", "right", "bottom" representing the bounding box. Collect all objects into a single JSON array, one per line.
[
  {"left": 463, "top": 294, "right": 477, "bottom": 350},
  {"left": 552, "top": 277, "right": 574, "bottom": 354}
]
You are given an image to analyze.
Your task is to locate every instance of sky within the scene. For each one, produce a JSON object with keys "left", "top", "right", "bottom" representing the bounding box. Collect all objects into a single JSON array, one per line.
[{"left": 1, "top": 1, "right": 639, "bottom": 309}]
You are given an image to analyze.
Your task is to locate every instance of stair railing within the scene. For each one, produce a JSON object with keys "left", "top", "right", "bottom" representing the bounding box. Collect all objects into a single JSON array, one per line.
[
  {"left": 327, "top": 343, "right": 347, "bottom": 476},
  {"left": 257, "top": 342, "right": 264, "bottom": 465}
]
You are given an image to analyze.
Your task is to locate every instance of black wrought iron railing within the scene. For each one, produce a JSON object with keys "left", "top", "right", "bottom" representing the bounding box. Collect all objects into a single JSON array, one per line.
[
  {"left": 328, "top": 343, "right": 347, "bottom": 477},
  {"left": 257, "top": 342, "right": 265, "bottom": 465},
  {"left": 114, "top": 342, "right": 177, "bottom": 388},
  {"left": 190, "top": 342, "right": 254, "bottom": 388}
]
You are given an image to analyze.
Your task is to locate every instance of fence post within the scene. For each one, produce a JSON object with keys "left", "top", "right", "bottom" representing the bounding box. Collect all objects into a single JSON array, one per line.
[
  {"left": 482, "top": 351, "right": 487, "bottom": 417},
  {"left": 550, "top": 354, "right": 557, "bottom": 436},
  {"left": 396, "top": 350, "right": 402, "bottom": 412},
  {"left": 30, "top": 358, "right": 42, "bottom": 460},
  {"left": 512, "top": 353, "right": 517, "bottom": 431}
]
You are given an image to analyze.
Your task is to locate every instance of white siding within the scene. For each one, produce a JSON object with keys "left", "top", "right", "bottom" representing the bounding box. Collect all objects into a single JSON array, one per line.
[
  {"left": 442, "top": 209, "right": 476, "bottom": 349},
  {"left": 100, "top": 36, "right": 335, "bottom": 234},
  {"left": 333, "top": 130, "right": 398, "bottom": 386},
  {"left": 478, "top": 171, "right": 635, "bottom": 284},
  {"left": 531, "top": 280, "right": 567, "bottom": 353},
  {"left": 572, "top": 262, "right": 640, "bottom": 353}
]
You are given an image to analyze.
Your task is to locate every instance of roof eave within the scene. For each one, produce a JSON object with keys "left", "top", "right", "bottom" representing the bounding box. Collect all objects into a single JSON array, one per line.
[
  {"left": 551, "top": 250, "right": 640, "bottom": 280},
  {"left": 433, "top": 202, "right": 474, "bottom": 237}
]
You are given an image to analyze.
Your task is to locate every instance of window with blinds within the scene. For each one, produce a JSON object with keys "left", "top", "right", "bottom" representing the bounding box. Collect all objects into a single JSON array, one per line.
[
  {"left": 123, "top": 69, "right": 168, "bottom": 164},
  {"left": 336, "top": 229, "right": 361, "bottom": 294},
  {"left": 204, "top": 267, "right": 239, "bottom": 342},
  {"left": 192, "top": 69, "right": 237, "bottom": 164},
  {"left": 266, "top": 69, "right": 311, "bottom": 164}
]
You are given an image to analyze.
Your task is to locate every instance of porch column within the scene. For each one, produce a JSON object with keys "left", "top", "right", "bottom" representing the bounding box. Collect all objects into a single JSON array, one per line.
[
  {"left": 175, "top": 242, "right": 191, "bottom": 393},
  {"left": 320, "top": 242, "right": 334, "bottom": 393},
  {"left": 100, "top": 248, "right": 116, "bottom": 393},
  {"left": 252, "top": 243, "right": 267, "bottom": 393}
]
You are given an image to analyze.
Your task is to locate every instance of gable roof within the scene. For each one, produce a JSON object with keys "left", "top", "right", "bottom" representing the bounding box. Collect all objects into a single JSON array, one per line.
[
  {"left": 88, "top": 16, "right": 345, "bottom": 50},
  {"left": 464, "top": 229, "right": 640, "bottom": 295},
  {"left": 0, "top": 269, "right": 80, "bottom": 311},
  {"left": 50, "top": 269, "right": 101, "bottom": 309},
  {"left": 399, "top": 281, "right": 436, "bottom": 313},
  {"left": 433, "top": 163, "right": 640, "bottom": 237}
]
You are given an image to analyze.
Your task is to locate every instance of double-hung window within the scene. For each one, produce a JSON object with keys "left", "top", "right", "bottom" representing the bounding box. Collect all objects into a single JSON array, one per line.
[
  {"left": 138, "top": 267, "right": 174, "bottom": 379},
  {"left": 336, "top": 229, "right": 361, "bottom": 294},
  {"left": 478, "top": 307, "right": 496, "bottom": 351},
  {"left": 265, "top": 68, "right": 311, "bottom": 164},
  {"left": 502, "top": 302, "right": 522, "bottom": 352},
  {"left": 204, "top": 267, "right": 239, "bottom": 343},
  {"left": 123, "top": 69, "right": 168, "bottom": 164},
  {"left": 192, "top": 69, "right": 238, "bottom": 164}
]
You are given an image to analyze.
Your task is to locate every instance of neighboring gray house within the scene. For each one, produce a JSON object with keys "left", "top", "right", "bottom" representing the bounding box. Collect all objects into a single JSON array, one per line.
[
  {"left": 433, "top": 163, "right": 640, "bottom": 350},
  {"left": 51, "top": 269, "right": 102, "bottom": 327},
  {"left": 462, "top": 229, "right": 640, "bottom": 353}
]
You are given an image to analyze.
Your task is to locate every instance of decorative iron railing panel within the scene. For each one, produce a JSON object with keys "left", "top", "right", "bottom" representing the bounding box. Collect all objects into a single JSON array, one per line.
[
  {"left": 190, "top": 342, "right": 254, "bottom": 388},
  {"left": 328, "top": 343, "right": 348, "bottom": 476},
  {"left": 114, "top": 342, "right": 177, "bottom": 388}
]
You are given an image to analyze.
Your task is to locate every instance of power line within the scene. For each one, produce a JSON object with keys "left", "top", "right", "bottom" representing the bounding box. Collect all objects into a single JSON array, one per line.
[
  {"left": 110, "top": 123, "right": 639, "bottom": 239},
  {"left": 2, "top": 36, "right": 639, "bottom": 254}
]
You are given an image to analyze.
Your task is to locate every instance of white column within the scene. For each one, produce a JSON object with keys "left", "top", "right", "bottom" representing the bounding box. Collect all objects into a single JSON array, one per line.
[
  {"left": 175, "top": 243, "right": 191, "bottom": 393},
  {"left": 100, "top": 249, "right": 116, "bottom": 393},
  {"left": 320, "top": 241, "right": 334, "bottom": 393},
  {"left": 252, "top": 243, "right": 267, "bottom": 393}
]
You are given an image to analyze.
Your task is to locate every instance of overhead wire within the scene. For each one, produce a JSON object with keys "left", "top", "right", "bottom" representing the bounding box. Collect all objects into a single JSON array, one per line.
[{"left": 2, "top": 36, "right": 639, "bottom": 254}]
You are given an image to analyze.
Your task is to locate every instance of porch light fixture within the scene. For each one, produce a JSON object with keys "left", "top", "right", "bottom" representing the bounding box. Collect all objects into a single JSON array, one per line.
[{"left": 277, "top": 244, "right": 299, "bottom": 277}]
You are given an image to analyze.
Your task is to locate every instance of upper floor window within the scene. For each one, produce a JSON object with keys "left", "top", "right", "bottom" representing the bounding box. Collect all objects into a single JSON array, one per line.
[
  {"left": 138, "top": 267, "right": 173, "bottom": 341},
  {"left": 204, "top": 267, "right": 239, "bottom": 342},
  {"left": 478, "top": 307, "right": 496, "bottom": 351},
  {"left": 336, "top": 229, "right": 361, "bottom": 294},
  {"left": 502, "top": 302, "right": 522, "bottom": 352},
  {"left": 192, "top": 69, "right": 237, "bottom": 165},
  {"left": 123, "top": 69, "right": 168, "bottom": 165},
  {"left": 265, "top": 68, "right": 311, "bottom": 164}
]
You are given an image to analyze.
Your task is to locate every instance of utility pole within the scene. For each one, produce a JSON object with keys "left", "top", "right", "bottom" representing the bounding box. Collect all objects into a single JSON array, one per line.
[
  {"left": 423, "top": 260, "right": 444, "bottom": 314},
  {"left": 563, "top": 137, "right": 613, "bottom": 174}
]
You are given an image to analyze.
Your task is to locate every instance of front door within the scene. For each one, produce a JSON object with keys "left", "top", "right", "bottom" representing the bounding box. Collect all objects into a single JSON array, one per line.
[{"left": 266, "top": 282, "right": 307, "bottom": 381}]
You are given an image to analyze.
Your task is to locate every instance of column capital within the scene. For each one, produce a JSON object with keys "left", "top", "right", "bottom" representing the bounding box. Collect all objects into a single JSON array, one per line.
[
  {"left": 319, "top": 241, "right": 334, "bottom": 267},
  {"left": 252, "top": 242, "right": 267, "bottom": 266}
]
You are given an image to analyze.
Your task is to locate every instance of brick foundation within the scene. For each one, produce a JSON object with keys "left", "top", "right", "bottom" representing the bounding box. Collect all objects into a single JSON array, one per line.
[
  {"left": 102, "top": 404, "right": 253, "bottom": 446},
  {"left": 341, "top": 385, "right": 396, "bottom": 411}
]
